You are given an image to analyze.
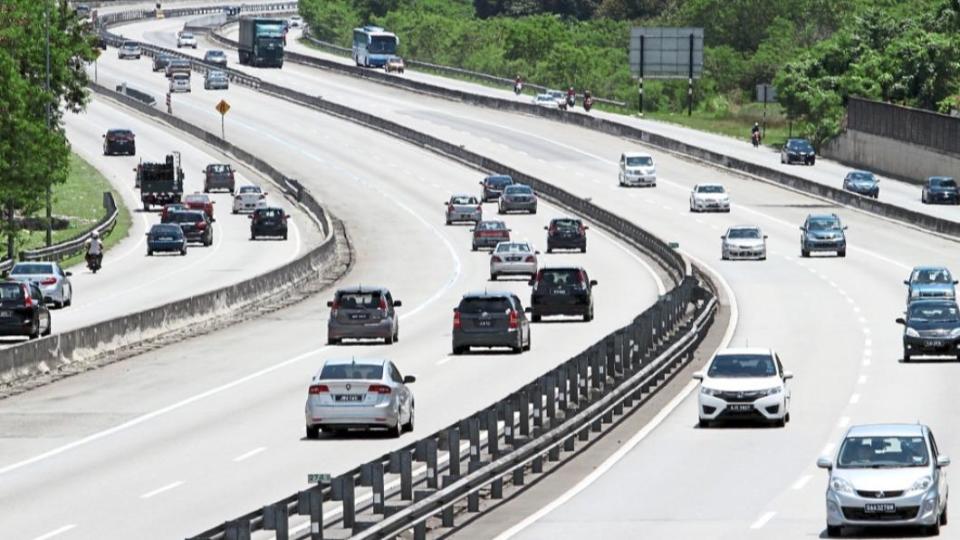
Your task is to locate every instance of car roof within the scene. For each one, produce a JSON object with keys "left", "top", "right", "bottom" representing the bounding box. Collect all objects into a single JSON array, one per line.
[
  {"left": 321, "top": 358, "right": 387, "bottom": 367},
  {"left": 551, "top": 217, "right": 581, "bottom": 222},
  {"left": 462, "top": 290, "right": 515, "bottom": 299},
  {"left": 846, "top": 423, "right": 925, "bottom": 438},
  {"left": 728, "top": 224, "right": 760, "bottom": 230},
  {"left": 172, "top": 209, "right": 205, "bottom": 216},
  {"left": 12, "top": 262, "right": 53, "bottom": 269},
  {"left": 696, "top": 183, "right": 724, "bottom": 188},
  {"left": 255, "top": 206, "right": 284, "bottom": 212},
  {"left": 485, "top": 174, "right": 512, "bottom": 180},
  {"left": 622, "top": 151, "right": 652, "bottom": 158},
  {"left": 929, "top": 176, "right": 955, "bottom": 181},
  {"left": 911, "top": 265, "right": 950, "bottom": 272},
  {"left": 787, "top": 138, "right": 811, "bottom": 143},
  {"left": 336, "top": 285, "right": 390, "bottom": 294},
  {"left": 714, "top": 347, "right": 774, "bottom": 356},
  {"left": 807, "top": 213, "right": 839, "bottom": 220},
  {"left": 848, "top": 170, "right": 874, "bottom": 175},
  {"left": 540, "top": 265, "right": 585, "bottom": 272}
]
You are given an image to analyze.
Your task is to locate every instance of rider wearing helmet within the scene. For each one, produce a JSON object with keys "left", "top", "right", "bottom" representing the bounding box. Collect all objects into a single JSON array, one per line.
[{"left": 86, "top": 231, "right": 104, "bottom": 268}]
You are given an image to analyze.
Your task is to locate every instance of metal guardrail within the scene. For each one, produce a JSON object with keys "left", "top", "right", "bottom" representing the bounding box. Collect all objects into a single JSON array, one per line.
[
  {"left": 18, "top": 192, "right": 119, "bottom": 263},
  {"left": 300, "top": 29, "right": 628, "bottom": 108}
]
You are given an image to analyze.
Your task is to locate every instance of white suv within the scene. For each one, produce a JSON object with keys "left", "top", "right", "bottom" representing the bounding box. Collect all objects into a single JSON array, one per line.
[
  {"left": 618, "top": 152, "right": 657, "bottom": 187},
  {"left": 177, "top": 32, "right": 198, "bottom": 49},
  {"left": 817, "top": 423, "right": 949, "bottom": 537},
  {"left": 693, "top": 347, "right": 792, "bottom": 428}
]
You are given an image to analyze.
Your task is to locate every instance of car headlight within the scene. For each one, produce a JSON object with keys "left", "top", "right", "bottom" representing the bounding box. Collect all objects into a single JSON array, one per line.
[
  {"left": 760, "top": 386, "right": 783, "bottom": 396},
  {"left": 910, "top": 290, "right": 921, "bottom": 298},
  {"left": 905, "top": 327, "right": 921, "bottom": 338},
  {"left": 700, "top": 386, "right": 719, "bottom": 396},
  {"left": 907, "top": 476, "right": 933, "bottom": 494},
  {"left": 830, "top": 477, "right": 855, "bottom": 495},
  {"left": 950, "top": 327, "right": 960, "bottom": 337}
]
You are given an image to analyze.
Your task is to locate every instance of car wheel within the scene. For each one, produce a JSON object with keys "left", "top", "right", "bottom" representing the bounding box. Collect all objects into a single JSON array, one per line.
[
  {"left": 801, "top": 248, "right": 810, "bottom": 258},
  {"left": 282, "top": 232, "right": 288, "bottom": 240},
  {"left": 785, "top": 412, "right": 791, "bottom": 423},
  {"left": 774, "top": 416, "right": 786, "bottom": 428},
  {"left": 826, "top": 525, "right": 842, "bottom": 537},
  {"left": 147, "top": 249, "right": 153, "bottom": 256},
  {"left": 385, "top": 332, "right": 394, "bottom": 345},
  {"left": 512, "top": 334, "right": 523, "bottom": 354},
  {"left": 471, "top": 244, "right": 477, "bottom": 251},
  {"left": 584, "top": 308, "right": 594, "bottom": 322},
  {"left": 403, "top": 403, "right": 415, "bottom": 432},
  {"left": 940, "top": 503, "right": 948, "bottom": 525},
  {"left": 523, "top": 332, "right": 531, "bottom": 351},
  {"left": 250, "top": 233, "right": 256, "bottom": 241},
  {"left": 327, "top": 337, "right": 340, "bottom": 345},
  {"left": 926, "top": 522, "right": 940, "bottom": 536},
  {"left": 531, "top": 312, "right": 541, "bottom": 322},
  {"left": 721, "top": 252, "right": 729, "bottom": 260},
  {"left": 41, "top": 316, "right": 52, "bottom": 336},
  {"left": 29, "top": 319, "right": 40, "bottom": 340},
  {"left": 698, "top": 418, "right": 710, "bottom": 428},
  {"left": 390, "top": 419, "right": 403, "bottom": 439},
  {"left": 452, "top": 345, "right": 466, "bottom": 355},
  {"left": 180, "top": 247, "right": 187, "bottom": 256},
  {"left": 490, "top": 273, "right": 497, "bottom": 281},
  {"left": 445, "top": 219, "right": 451, "bottom": 225},
  {"left": 904, "top": 351, "right": 911, "bottom": 362},
  {"left": 306, "top": 425, "right": 320, "bottom": 439},
  {"left": 64, "top": 295, "right": 71, "bottom": 307},
  {"left": 838, "top": 249, "right": 846, "bottom": 258},
  {"left": 546, "top": 247, "right": 552, "bottom": 253}
]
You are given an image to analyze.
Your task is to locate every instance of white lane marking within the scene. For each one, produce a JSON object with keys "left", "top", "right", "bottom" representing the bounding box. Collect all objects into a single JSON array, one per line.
[
  {"left": 140, "top": 480, "right": 184, "bottom": 499},
  {"left": 858, "top": 375, "right": 867, "bottom": 385},
  {"left": 494, "top": 251, "right": 739, "bottom": 540},
  {"left": 837, "top": 416, "right": 850, "bottom": 428},
  {"left": 750, "top": 511, "right": 777, "bottom": 529},
  {"left": 32, "top": 525, "right": 77, "bottom": 540},
  {"left": 862, "top": 327, "right": 871, "bottom": 334},
  {"left": 863, "top": 348, "right": 872, "bottom": 356},
  {"left": 436, "top": 356, "right": 452, "bottom": 366},
  {"left": 863, "top": 358, "right": 872, "bottom": 366},
  {"left": 864, "top": 338, "right": 872, "bottom": 347},
  {"left": 849, "top": 394, "right": 860, "bottom": 404},
  {"left": 852, "top": 305, "right": 861, "bottom": 313},
  {"left": 791, "top": 475, "right": 812, "bottom": 491},
  {"left": 828, "top": 280, "right": 838, "bottom": 288},
  {"left": 233, "top": 447, "right": 266, "bottom": 462},
  {"left": 858, "top": 316, "right": 867, "bottom": 324}
]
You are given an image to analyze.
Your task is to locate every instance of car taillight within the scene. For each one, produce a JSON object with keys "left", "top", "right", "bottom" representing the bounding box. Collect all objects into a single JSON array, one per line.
[
  {"left": 447, "top": 203, "right": 454, "bottom": 212},
  {"left": 378, "top": 297, "right": 387, "bottom": 311},
  {"left": 524, "top": 255, "right": 536, "bottom": 262},
  {"left": 40, "top": 277, "right": 57, "bottom": 285},
  {"left": 258, "top": 194, "right": 266, "bottom": 199},
  {"left": 492, "top": 256, "right": 503, "bottom": 263},
  {"left": 476, "top": 205, "right": 482, "bottom": 211},
  {"left": 453, "top": 310, "right": 462, "bottom": 329},
  {"left": 578, "top": 224, "right": 585, "bottom": 234},
  {"left": 22, "top": 285, "right": 32, "bottom": 308},
  {"left": 535, "top": 270, "right": 544, "bottom": 283},
  {"left": 229, "top": 171, "right": 235, "bottom": 179},
  {"left": 196, "top": 221, "right": 206, "bottom": 229},
  {"left": 368, "top": 384, "right": 392, "bottom": 394},
  {"left": 235, "top": 195, "right": 242, "bottom": 200},
  {"left": 549, "top": 224, "right": 557, "bottom": 235},
  {"left": 309, "top": 384, "right": 329, "bottom": 394},
  {"left": 508, "top": 309, "right": 519, "bottom": 329}
]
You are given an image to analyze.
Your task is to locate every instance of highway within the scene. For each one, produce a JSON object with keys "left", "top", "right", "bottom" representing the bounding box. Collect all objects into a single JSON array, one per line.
[{"left": 0, "top": 32, "right": 663, "bottom": 540}]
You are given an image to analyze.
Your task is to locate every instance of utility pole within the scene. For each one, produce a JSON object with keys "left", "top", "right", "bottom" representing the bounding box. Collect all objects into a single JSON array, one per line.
[{"left": 45, "top": 0, "right": 53, "bottom": 247}]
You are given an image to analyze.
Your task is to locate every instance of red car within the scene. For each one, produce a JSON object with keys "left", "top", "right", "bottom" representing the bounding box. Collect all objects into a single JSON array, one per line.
[
  {"left": 161, "top": 203, "right": 188, "bottom": 222},
  {"left": 183, "top": 193, "right": 215, "bottom": 221}
]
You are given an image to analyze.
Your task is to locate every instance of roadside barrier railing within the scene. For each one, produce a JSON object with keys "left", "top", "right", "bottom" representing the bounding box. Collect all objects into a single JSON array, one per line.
[{"left": 19, "top": 192, "right": 119, "bottom": 262}]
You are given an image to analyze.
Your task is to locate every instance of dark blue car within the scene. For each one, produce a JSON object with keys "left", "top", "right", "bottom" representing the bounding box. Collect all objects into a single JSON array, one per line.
[
  {"left": 146, "top": 223, "right": 187, "bottom": 256},
  {"left": 922, "top": 176, "right": 959, "bottom": 205}
]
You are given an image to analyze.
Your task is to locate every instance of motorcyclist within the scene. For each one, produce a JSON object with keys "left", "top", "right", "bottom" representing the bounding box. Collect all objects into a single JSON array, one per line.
[
  {"left": 86, "top": 231, "right": 103, "bottom": 269},
  {"left": 583, "top": 90, "right": 594, "bottom": 112},
  {"left": 514, "top": 75, "right": 523, "bottom": 95},
  {"left": 566, "top": 86, "right": 576, "bottom": 108},
  {"left": 751, "top": 122, "right": 762, "bottom": 147}
]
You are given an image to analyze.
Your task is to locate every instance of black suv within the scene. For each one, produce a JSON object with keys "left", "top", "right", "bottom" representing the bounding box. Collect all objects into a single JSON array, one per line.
[
  {"left": 545, "top": 218, "right": 588, "bottom": 253},
  {"left": 800, "top": 213, "right": 846, "bottom": 258},
  {"left": 780, "top": 138, "right": 815, "bottom": 165},
  {"left": 165, "top": 210, "right": 213, "bottom": 246},
  {"left": 479, "top": 175, "right": 514, "bottom": 202},
  {"left": 897, "top": 299, "right": 960, "bottom": 362},
  {"left": 529, "top": 267, "right": 597, "bottom": 322},
  {"left": 922, "top": 176, "right": 959, "bottom": 205},
  {"left": 102, "top": 129, "right": 136, "bottom": 156},
  {"left": 0, "top": 281, "right": 51, "bottom": 340},
  {"left": 452, "top": 292, "right": 531, "bottom": 354},
  {"left": 250, "top": 207, "right": 288, "bottom": 240},
  {"left": 202, "top": 163, "right": 235, "bottom": 193}
]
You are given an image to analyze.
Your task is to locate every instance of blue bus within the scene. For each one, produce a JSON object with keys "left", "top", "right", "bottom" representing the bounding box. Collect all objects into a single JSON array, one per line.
[{"left": 352, "top": 26, "right": 399, "bottom": 68}]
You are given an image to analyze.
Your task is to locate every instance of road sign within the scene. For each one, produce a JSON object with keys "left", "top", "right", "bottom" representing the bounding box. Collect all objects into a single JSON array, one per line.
[
  {"left": 629, "top": 27, "right": 704, "bottom": 79},
  {"left": 215, "top": 99, "right": 230, "bottom": 115},
  {"left": 756, "top": 84, "right": 777, "bottom": 103}
]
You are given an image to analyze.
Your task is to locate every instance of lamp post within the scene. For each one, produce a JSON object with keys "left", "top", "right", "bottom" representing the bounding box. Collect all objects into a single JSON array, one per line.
[{"left": 45, "top": 0, "right": 53, "bottom": 247}]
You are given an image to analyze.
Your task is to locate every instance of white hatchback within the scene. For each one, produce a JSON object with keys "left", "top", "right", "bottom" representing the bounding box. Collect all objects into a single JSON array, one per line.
[
  {"left": 694, "top": 347, "right": 792, "bottom": 428},
  {"left": 169, "top": 72, "right": 190, "bottom": 93},
  {"left": 177, "top": 32, "right": 198, "bottom": 48}
]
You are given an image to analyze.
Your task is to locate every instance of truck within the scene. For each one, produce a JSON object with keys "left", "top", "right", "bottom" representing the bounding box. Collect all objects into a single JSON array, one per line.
[
  {"left": 136, "top": 152, "right": 184, "bottom": 211},
  {"left": 237, "top": 17, "right": 285, "bottom": 68}
]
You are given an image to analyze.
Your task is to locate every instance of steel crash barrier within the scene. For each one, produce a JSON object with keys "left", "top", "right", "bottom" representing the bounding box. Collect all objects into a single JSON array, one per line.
[{"left": 19, "top": 192, "right": 120, "bottom": 263}]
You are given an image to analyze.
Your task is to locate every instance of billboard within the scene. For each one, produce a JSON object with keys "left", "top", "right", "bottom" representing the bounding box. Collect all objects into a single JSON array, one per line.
[{"left": 629, "top": 27, "right": 704, "bottom": 79}]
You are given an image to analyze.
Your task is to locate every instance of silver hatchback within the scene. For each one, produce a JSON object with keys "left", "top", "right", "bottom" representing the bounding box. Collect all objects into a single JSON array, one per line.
[
  {"left": 304, "top": 358, "right": 415, "bottom": 438},
  {"left": 326, "top": 286, "right": 401, "bottom": 344},
  {"left": 817, "top": 423, "right": 950, "bottom": 537}
]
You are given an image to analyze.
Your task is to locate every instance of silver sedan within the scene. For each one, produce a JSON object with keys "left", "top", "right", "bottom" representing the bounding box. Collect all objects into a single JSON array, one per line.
[
  {"left": 8, "top": 262, "right": 73, "bottom": 308},
  {"left": 445, "top": 194, "right": 482, "bottom": 224},
  {"left": 721, "top": 226, "right": 767, "bottom": 261},
  {"left": 304, "top": 358, "right": 415, "bottom": 438},
  {"left": 490, "top": 241, "right": 539, "bottom": 280},
  {"left": 498, "top": 184, "right": 538, "bottom": 214}
]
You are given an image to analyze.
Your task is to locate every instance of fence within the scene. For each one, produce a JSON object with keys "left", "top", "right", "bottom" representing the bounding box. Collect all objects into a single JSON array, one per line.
[
  {"left": 19, "top": 192, "right": 119, "bottom": 262},
  {"left": 847, "top": 96, "right": 960, "bottom": 155}
]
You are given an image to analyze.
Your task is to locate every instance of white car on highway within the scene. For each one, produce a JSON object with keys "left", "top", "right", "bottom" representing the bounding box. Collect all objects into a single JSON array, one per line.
[
  {"left": 532, "top": 93, "right": 561, "bottom": 108},
  {"left": 817, "top": 423, "right": 950, "bottom": 537},
  {"left": 694, "top": 348, "right": 792, "bottom": 428},
  {"left": 288, "top": 15, "right": 303, "bottom": 28},
  {"left": 304, "top": 358, "right": 415, "bottom": 439},
  {"left": 721, "top": 225, "right": 767, "bottom": 260},
  {"left": 490, "top": 241, "right": 538, "bottom": 280},
  {"left": 690, "top": 183, "right": 731, "bottom": 212},
  {"left": 618, "top": 152, "right": 656, "bottom": 187},
  {"left": 232, "top": 184, "right": 267, "bottom": 214},
  {"left": 169, "top": 72, "right": 191, "bottom": 93},
  {"left": 177, "top": 32, "right": 198, "bottom": 49}
]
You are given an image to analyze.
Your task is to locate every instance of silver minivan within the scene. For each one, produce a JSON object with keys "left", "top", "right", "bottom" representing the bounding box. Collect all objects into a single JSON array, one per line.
[
  {"left": 326, "top": 286, "right": 401, "bottom": 344},
  {"left": 817, "top": 423, "right": 950, "bottom": 537}
]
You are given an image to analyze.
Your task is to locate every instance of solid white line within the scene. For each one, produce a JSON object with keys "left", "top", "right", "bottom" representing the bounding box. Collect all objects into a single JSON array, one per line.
[
  {"left": 494, "top": 250, "right": 739, "bottom": 540},
  {"left": 140, "top": 480, "right": 183, "bottom": 499},
  {"left": 849, "top": 394, "right": 861, "bottom": 404},
  {"left": 837, "top": 416, "right": 850, "bottom": 428},
  {"left": 791, "top": 475, "right": 812, "bottom": 491},
  {"left": 750, "top": 511, "right": 777, "bottom": 529},
  {"left": 233, "top": 447, "right": 266, "bottom": 462},
  {"left": 32, "top": 525, "right": 76, "bottom": 540}
]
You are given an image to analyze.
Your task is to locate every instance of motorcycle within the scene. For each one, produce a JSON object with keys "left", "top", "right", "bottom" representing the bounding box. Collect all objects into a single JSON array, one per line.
[
  {"left": 514, "top": 82, "right": 523, "bottom": 95},
  {"left": 751, "top": 131, "right": 761, "bottom": 148},
  {"left": 566, "top": 95, "right": 576, "bottom": 109},
  {"left": 583, "top": 96, "right": 594, "bottom": 112},
  {"left": 86, "top": 253, "right": 102, "bottom": 273}
]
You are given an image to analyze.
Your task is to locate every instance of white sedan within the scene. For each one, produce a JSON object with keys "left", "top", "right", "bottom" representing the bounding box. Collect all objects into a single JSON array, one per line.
[
  {"left": 532, "top": 93, "right": 560, "bottom": 108},
  {"left": 689, "top": 183, "right": 730, "bottom": 212},
  {"left": 177, "top": 32, "right": 198, "bottom": 49},
  {"left": 490, "top": 241, "right": 538, "bottom": 280},
  {"left": 721, "top": 225, "right": 767, "bottom": 260},
  {"left": 694, "top": 347, "right": 792, "bottom": 428},
  {"left": 232, "top": 184, "right": 267, "bottom": 214}
]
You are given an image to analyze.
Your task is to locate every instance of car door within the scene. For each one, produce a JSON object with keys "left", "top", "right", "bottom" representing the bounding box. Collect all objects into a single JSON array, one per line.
[
  {"left": 30, "top": 285, "right": 48, "bottom": 333},
  {"left": 511, "top": 295, "right": 529, "bottom": 344},
  {"left": 388, "top": 362, "right": 410, "bottom": 422},
  {"left": 56, "top": 264, "right": 70, "bottom": 300},
  {"left": 775, "top": 353, "right": 790, "bottom": 406},
  {"left": 619, "top": 154, "right": 626, "bottom": 177}
]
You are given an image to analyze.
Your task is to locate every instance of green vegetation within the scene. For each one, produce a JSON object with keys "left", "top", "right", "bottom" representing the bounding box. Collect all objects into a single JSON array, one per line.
[{"left": 300, "top": 0, "right": 960, "bottom": 146}]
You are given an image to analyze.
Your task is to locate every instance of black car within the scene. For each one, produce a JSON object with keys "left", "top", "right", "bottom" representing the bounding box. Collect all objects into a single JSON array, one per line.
[
  {"left": 780, "top": 138, "right": 816, "bottom": 165},
  {"left": 896, "top": 299, "right": 960, "bottom": 361},
  {"left": 479, "top": 175, "right": 514, "bottom": 202},
  {"left": 202, "top": 163, "right": 235, "bottom": 193},
  {"left": 0, "top": 281, "right": 51, "bottom": 340},
  {"left": 146, "top": 223, "right": 188, "bottom": 256},
  {"left": 921, "top": 176, "right": 960, "bottom": 205},
  {"left": 800, "top": 213, "right": 846, "bottom": 258},
  {"left": 545, "top": 217, "right": 588, "bottom": 253},
  {"left": 152, "top": 54, "right": 174, "bottom": 72},
  {"left": 471, "top": 220, "right": 510, "bottom": 251},
  {"left": 165, "top": 210, "right": 213, "bottom": 246},
  {"left": 529, "top": 266, "right": 597, "bottom": 322},
  {"left": 250, "top": 207, "right": 288, "bottom": 240},
  {"left": 102, "top": 129, "right": 135, "bottom": 156},
  {"left": 452, "top": 291, "right": 531, "bottom": 354},
  {"left": 842, "top": 170, "right": 879, "bottom": 198}
]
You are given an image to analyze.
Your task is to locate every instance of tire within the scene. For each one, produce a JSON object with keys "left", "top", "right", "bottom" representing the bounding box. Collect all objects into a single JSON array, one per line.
[
  {"left": 926, "top": 522, "right": 940, "bottom": 536},
  {"left": 147, "top": 249, "right": 153, "bottom": 256},
  {"left": 580, "top": 245, "right": 587, "bottom": 253},
  {"left": 826, "top": 525, "right": 842, "bottom": 537},
  {"left": 940, "top": 503, "right": 948, "bottom": 526},
  {"left": 385, "top": 332, "right": 394, "bottom": 345},
  {"left": 143, "top": 202, "right": 150, "bottom": 211},
  {"left": 327, "top": 337, "right": 339, "bottom": 345},
  {"left": 774, "top": 416, "right": 786, "bottom": 428},
  {"left": 306, "top": 425, "right": 320, "bottom": 439},
  {"left": 512, "top": 334, "right": 523, "bottom": 354},
  {"left": 41, "top": 317, "right": 52, "bottom": 336},
  {"left": 490, "top": 273, "right": 497, "bottom": 281},
  {"left": 722, "top": 252, "right": 729, "bottom": 261},
  {"left": 390, "top": 419, "right": 403, "bottom": 438},
  {"left": 472, "top": 244, "right": 477, "bottom": 251},
  {"left": 64, "top": 295, "right": 72, "bottom": 307},
  {"left": 180, "top": 248, "right": 187, "bottom": 256},
  {"left": 523, "top": 332, "right": 531, "bottom": 351},
  {"left": 250, "top": 233, "right": 256, "bottom": 241},
  {"left": 29, "top": 319, "right": 40, "bottom": 340},
  {"left": 584, "top": 307, "right": 594, "bottom": 322},
  {"left": 904, "top": 351, "right": 911, "bottom": 362},
  {"left": 498, "top": 206, "right": 505, "bottom": 215},
  {"left": 801, "top": 248, "right": 810, "bottom": 258},
  {"left": 698, "top": 418, "right": 710, "bottom": 428},
  {"left": 838, "top": 249, "right": 846, "bottom": 258},
  {"left": 452, "top": 345, "right": 466, "bottom": 355},
  {"left": 403, "top": 403, "right": 415, "bottom": 432},
  {"left": 282, "top": 232, "right": 288, "bottom": 240},
  {"left": 531, "top": 312, "right": 541, "bottom": 322},
  {"left": 546, "top": 247, "right": 552, "bottom": 253}
]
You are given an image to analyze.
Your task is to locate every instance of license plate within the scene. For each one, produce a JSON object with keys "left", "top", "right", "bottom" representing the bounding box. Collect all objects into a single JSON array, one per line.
[
  {"left": 349, "top": 313, "right": 369, "bottom": 320},
  {"left": 864, "top": 503, "right": 896, "bottom": 513},
  {"left": 508, "top": 257, "right": 521, "bottom": 262},
  {"left": 927, "top": 340, "right": 944, "bottom": 347},
  {"left": 477, "top": 320, "right": 492, "bottom": 327},
  {"left": 335, "top": 395, "right": 363, "bottom": 402},
  {"left": 0, "top": 310, "right": 10, "bottom": 317},
  {"left": 160, "top": 237, "right": 174, "bottom": 241},
  {"left": 552, "top": 288, "right": 566, "bottom": 295},
  {"left": 728, "top": 404, "right": 753, "bottom": 412}
]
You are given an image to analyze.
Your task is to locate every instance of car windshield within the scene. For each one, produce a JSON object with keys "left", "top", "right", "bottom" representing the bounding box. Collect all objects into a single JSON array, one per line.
[
  {"left": 181, "top": 33, "right": 194, "bottom": 39},
  {"left": 908, "top": 303, "right": 960, "bottom": 322},
  {"left": 697, "top": 185, "right": 724, "bottom": 193},
  {"left": 552, "top": 219, "right": 581, "bottom": 230},
  {"left": 122, "top": 42, "right": 137, "bottom": 48},
  {"left": 239, "top": 186, "right": 261, "bottom": 193},
  {"left": 727, "top": 228, "right": 761, "bottom": 239},
  {"left": 625, "top": 156, "right": 653, "bottom": 167},
  {"left": 541, "top": 269, "right": 583, "bottom": 286},
  {"left": 151, "top": 225, "right": 182, "bottom": 236},
  {"left": 807, "top": 218, "right": 840, "bottom": 231},
  {"left": 459, "top": 297, "right": 511, "bottom": 313},
  {"left": 536, "top": 95, "right": 553, "bottom": 102},
  {"left": 208, "top": 72, "right": 226, "bottom": 79},
  {"left": 169, "top": 212, "right": 204, "bottom": 223},
  {"left": 931, "top": 178, "right": 958, "bottom": 188},
  {"left": 319, "top": 364, "right": 384, "bottom": 380},
  {"left": 495, "top": 243, "right": 531, "bottom": 253},
  {"left": 848, "top": 172, "right": 876, "bottom": 182},
  {"left": 0, "top": 283, "right": 24, "bottom": 300},
  {"left": 788, "top": 140, "right": 813, "bottom": 151},
  {"left": 207, "top": 51, "right": 225, "bottom": 57},
  {"left": 11, "top": 264, "right": 53, "bottom": 275},
  {"left": 486, "top": 177, "right": 512, "bottom": 187},
  {"left": 837, "top": 436, "right": 929, "bottom": 468},
  {"left": 912, "top": 269, "right": 953, "bottom": 284},
  {"left": 504, "top": 186, "right": 533, "bottom": 195},
  {"left": 477, "top": 221, "right": 505, "bottom": 231},
  {"left": 257, "top": 209, "right": 283, "bottom": 218},
  {"left": 707, "top": 354, "right": 776, "bottom": 378},
  {"left": 336, "top": 292, "right": 381, "bottom": 309},
  {"left": 451, "top": 196, "right": 478, "bottom": 205}
]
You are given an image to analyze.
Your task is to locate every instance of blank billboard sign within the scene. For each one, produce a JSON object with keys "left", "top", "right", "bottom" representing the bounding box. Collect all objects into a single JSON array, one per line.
[{"left": 630, "top": 27, "right": 704, "bottom": 79}]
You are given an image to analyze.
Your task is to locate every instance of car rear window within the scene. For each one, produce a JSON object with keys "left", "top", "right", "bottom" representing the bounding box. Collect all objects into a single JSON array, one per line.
[
  {"left": 11, "top": 264, "right": 54, "bottom": 275},
  {"left": 208, "top": 164, "right": 230, "bottom": 173},
  {"left": 932, "top": 178, "right": 958, "bottom": 188},
  {"left": 552, "top": 219, "right": 580, "bottom": 230},
  {"left": 477, "top": 221, "right": 505, "bottom": 230},
  {"left": 239, "top": 185, "right": 261, "bottom": 193},
  {"left": 459, "top": 297, "right": 511, "bottom": 313},
  {"left": 486, "top": 176, "right": 512, "bottom": 187},
  {"left": 504, "top": 185, "right": 533, "bottom": 195},
  {"left": 108, "top": 129, "right": 132, "bottom": 137},
  {"left": 451, "top": 196, "right": 478, "bottom": 205},
  {"left": 185, "top": 195, "right": 207, "bottom": 203},
  {"left": 336, "top": 292, "right": 381, "bottom": 308},
  {"left": 319, "top": 364, "right": 383, "bottom": 380},
  {"left": 495, "top": 243, "right": 530, "bottom": 253},
  {"left": 168, "top": 212, "right": 205, "bottom": 223},
  {"left": 0, "top": 282, "right": 24, "bottom": 300},
  {"left": 540, "top": 269, "right": 583, "bottom": 286},
  {"left": 257, "top": 209, "right": 283, "bottom": 218},
  {"left": 151, "top": 225, "right": 182, "bottom": 236}
]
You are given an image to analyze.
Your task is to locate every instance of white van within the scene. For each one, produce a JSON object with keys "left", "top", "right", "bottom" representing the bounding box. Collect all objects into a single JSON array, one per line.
[
  {"left": 618, "top": 152, "right": 657, "bottom": 187},
  {"left": 169, "top": 72, "right": 191, "bottom": 93}
]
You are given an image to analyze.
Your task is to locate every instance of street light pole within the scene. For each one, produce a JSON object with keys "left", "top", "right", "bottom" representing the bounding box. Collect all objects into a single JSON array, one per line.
[{"left": 45, "top": 0, "right": 53, "bottom": 247}]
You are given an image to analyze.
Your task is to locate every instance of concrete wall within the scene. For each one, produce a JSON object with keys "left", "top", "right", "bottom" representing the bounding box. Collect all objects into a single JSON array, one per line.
[{"left": 822, "top": 129, "right": 960, "bottom": 185}]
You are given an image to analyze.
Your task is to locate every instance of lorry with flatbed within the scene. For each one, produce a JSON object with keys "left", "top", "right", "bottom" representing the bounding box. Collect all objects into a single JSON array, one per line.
[{"left": 135, "top": 152, "right": 184, "bottom": 211}]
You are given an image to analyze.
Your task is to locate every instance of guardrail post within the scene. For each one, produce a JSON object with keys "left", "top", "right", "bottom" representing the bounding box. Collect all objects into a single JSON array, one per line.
[
  {"left": 512, "top": 463, "right": 525, "bottom": 486},
  {"left": 545, "top": 374, "right": 557, "bottom": 425},
  {"left": 564, "top": 434, "right": 576, "bottom": 452},
  {"left": 224, "top": 520, "right": 251, "bottom": 540},
  {"left": 297, "top": 487, "right": 324, "bottom": 539},
  {"left": 400, "top": 450, "right": 413, "bottom": 501},
  {"left": 591, "top": 346, "right": 604, "bottom": 394},
  {"left": 532, "top": 453, "right": 544, "bottom": 474},
  {"left": 531, "top": 380, "right": 543, "bottom": 429},
  {"left": 468, "top": 417, "right": 481, "bottom": 464},
  {"left": 556, "top": 365, "right": 568, "bottom": 414},
  {"left": 486, "top": 408, "right": 499, "bottom": 458},
  {"left": 447, "top": 427, "right": 461, "bottom": 477},
  {"left": 360, "top": 462, "right": 373, "bottom": 487},
  {"left": 414, "top": 439, "right": 427, "bottom": 462},
  {"left": 441, "top": 475, "right": 457, "bottom": 527},
  {"left": 503, "top": 400, "right": 515, "bottom": 447},
  {"left": 491, "top": 472, "right": 504, "bottom": 499},
  {"left": 571, "top": 355, "right": 584, "bottom": 407},
  {"left": 332, "top": 475, "right": 356, "bottom": 530},
  {"left": 517, "top": 392, "right": 530, "bottom": 437},
  {"left": 605, "top": 336, "right": 617, "bottom": 384},
  {"left": 425, "top": 438, "right": 439, "bottom": 489},
  {"left": 413, "top": 490, "right": 431, "bottom": 540},
  {"left": 389, "top": 449, "right": 402, "bottom": 474},
  {"left": 370, "top": 462, "right": 385, "bottom": 515},
  {"left": 467, "top": 460, "right": 486, "bottom": 512},
  {"left": 262, "top": 504, "right": 288, "bottom": 540}
]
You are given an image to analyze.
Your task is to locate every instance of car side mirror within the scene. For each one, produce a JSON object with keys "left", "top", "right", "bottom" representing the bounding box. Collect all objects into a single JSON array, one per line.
[
  {"left": 403, "top": 375, "right": 416, "bottom": 384},
  {"left": 692, "top": 371, "right": 704, "bottom": 381},
  {"left": 65, "top": 272, "right": 72, "bottom": 276},
  {"left": 799, "top": 226, "right": 805, "bottom": 231},
  {"left": 524, "top": 307, "right": 532, "bottom": 313},
  {"left": 392, "top": 300, "right": 402, "bottom": 307},
  {"left": 816, "top": 457, "right": 833, "bottom": 470},
  {"left": 479, "top": 181, "right": 483, "bottom": 185},
  {"left": 843, "top": 226, "right": 849, "bottom": 230},
  {"left": 720, "top": 235, "right": 725, "bottom": 240},
  {"left": 763, "top": 235, "right": 769, "bottom": 239},
  {"left": 590, "top": 280, "right": 598, "bottom": 286},
  {"left": 469, "top": 229, "right": 475, "bottom": 232},
  {"left": 326, "top": 300, "right": 334, "bottom": 307},
  {"left": 895, "top": 317, "right": 906, "bottom": 325},
  {"left": 543, "top": 226, "right": 548, "bottom": 230},
  {"left": 211, "top": 201, "right": 216, "bottom": 204},
  {"left": 937, "top": 455, "right": 951, "bottom": 468},
  {"left": 102, "top": 134, "right": 106, "bottom": 138},
  {"left": 954, "top": 280, "right": 959, "bottom": 285},
  {"left": 783, "top": 371, "right": 794, "bottom": 380},
  {"left": 248, "top": 215, "right": 253, "bottom": 219},
  {"left": 534, "top": 251, "right": 541, "bottom": 255},
  {"left": 903, "top": 280, "right": 910, "bottom": 285},
  {"left": 583, "top": 226, "right": 589, "bottom": 230}
]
